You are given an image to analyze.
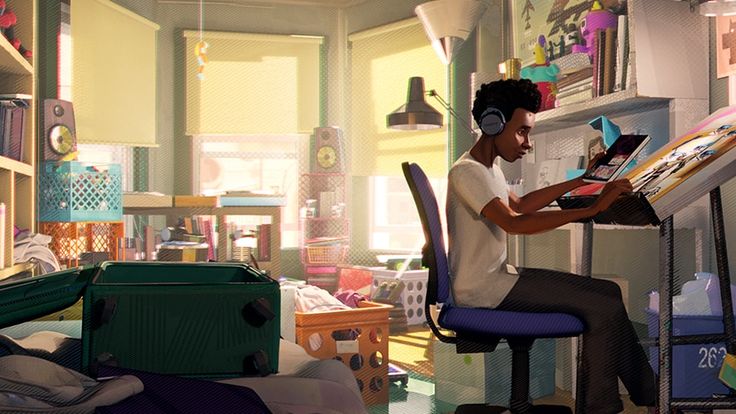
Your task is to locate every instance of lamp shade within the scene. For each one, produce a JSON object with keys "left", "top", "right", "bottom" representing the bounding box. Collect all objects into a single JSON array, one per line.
[
  {"left": 700, "top": 0, "right": 736, "bottom": 16},
  {"left": 387, "top": 77, "right": 443, "bottom": 130},
  {"left": 415, "top": 0, "right": 487, "bottom": 65}
]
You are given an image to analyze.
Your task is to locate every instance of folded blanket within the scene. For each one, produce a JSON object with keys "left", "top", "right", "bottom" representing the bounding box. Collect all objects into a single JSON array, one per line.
[{"left": 0, "top": 355, "right": 143, "bottom": 413}]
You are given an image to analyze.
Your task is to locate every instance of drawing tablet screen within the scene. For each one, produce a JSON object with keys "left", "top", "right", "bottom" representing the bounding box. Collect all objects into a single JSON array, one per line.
[{"left": 582, "top": 134, "right": 650, "bottom": 183}]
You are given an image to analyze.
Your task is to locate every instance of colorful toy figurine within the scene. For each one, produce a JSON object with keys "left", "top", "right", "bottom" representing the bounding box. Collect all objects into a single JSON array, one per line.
[
  {"left": 571, "top": 0, "right": 618, "bottom": 60},
  {"left": 0, "top": 0, "right": 31, "bottom": 59},
  {"left": 194, "top": 40, "right": 209, "bottom": 80},
  {"left": 520, "top": 35, "right": 560, "bottom": 111}
]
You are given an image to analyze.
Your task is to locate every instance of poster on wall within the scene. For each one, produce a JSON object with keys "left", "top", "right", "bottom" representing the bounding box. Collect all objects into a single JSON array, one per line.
[
  {"left": 511, "top": 0, "right": 595, "bottom": 66},
  {"left": 716, "top": 15, "right": 736, "bottom": 79}
]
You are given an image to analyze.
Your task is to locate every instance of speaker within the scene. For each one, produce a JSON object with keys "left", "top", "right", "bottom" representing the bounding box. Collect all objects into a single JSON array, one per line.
[
  {"left": 311, "top": 127, "right": 345, "bottom": 173},
  {"left": 479, "top": 107, "right": 506, "bottom": 136},
  {"left": 43, "top": 99, "right": 77, "bottom": 161}
]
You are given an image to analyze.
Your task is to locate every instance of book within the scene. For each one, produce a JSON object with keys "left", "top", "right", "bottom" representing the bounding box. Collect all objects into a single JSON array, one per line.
[
  {"left": 557, "top": 88, "right": 593, "bottom": 106},
  {"left": 173, "top": 195, "right": 218, "bottom": 207},
  {"left": 557, "top": 79, "right": 593, "bottom": 97},
  {"left": 603, "top": 27, "right": 617, "bottom": 95},
  {"left": 3, "top": 107, "right": 26, "bottom": 161},
  {"left": 614, "top": 15, "right": 628, "bottom": 92},
  {"left": 557, "top": 67, "right": 594, "bottom": 89},
  {"left": 557, "top": 76, "right": 594, "bottom": 93},
  {"left": 257, "top": 224, "right": 271, "bottom": 262},
  {"left": 592, "top": 29, "right": 603, "bottom": 99},
  {"left": 202, "top": 217, "right": 215, "bottom": 261},
  {"left": 123, "top": 192, "right": 172, "bottom": 208}
]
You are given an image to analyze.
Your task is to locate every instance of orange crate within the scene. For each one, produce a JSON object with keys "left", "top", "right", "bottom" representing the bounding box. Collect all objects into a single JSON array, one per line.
[
  {"left": 295, "top": 301, "right": 392, "bottom": 406},
  {"left": 305, "top": 245, "right": 347, "bottom": 265},
  {"left": 40, "top": 221, "right": 124, "bottom": 268}
]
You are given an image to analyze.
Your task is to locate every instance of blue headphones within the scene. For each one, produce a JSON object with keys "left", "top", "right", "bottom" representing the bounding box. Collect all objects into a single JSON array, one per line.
[{"left": 479, "top": 107, "right": 506, "bottom": 136}]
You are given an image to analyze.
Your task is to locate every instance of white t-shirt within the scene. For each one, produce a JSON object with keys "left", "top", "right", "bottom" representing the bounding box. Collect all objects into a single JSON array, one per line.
[{"left": 447, "top": 152, "right": 519, "bottom": 308}]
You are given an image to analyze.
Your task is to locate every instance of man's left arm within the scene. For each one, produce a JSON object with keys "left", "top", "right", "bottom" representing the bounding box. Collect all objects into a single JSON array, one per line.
[{"left": 509, "top": 176, "right": 586, "bottom": 214}]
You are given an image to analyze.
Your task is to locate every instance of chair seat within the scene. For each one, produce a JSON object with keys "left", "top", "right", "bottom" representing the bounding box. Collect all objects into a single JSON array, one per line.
[{"left": 439, "top": 305, "right": 585, "bottom": 338}]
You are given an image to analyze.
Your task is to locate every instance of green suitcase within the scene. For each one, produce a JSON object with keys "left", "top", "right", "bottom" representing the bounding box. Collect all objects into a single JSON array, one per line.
[
  {"left": 81, "top": 261, "right": 280, "bottom": 378},
  {"left": 0, "top": 267, "right": 91, "bottom": 330}
]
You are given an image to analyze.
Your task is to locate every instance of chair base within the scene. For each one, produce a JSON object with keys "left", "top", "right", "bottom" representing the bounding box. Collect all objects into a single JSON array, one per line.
[{"left": 454, "top": 403, "right": 572, "bottom": 414}]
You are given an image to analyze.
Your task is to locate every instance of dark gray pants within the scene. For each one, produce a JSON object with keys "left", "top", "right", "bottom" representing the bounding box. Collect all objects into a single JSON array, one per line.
[{"left": 496, "top": 267, "right": 656, "bottom": 414}]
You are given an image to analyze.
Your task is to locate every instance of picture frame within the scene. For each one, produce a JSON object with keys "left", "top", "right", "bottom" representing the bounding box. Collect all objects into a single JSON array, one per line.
[{"left": 510, "top": 0, "right": 595, "bottom": 66}]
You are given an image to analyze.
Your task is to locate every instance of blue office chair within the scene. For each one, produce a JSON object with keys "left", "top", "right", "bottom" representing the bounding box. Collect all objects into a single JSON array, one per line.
[{"left": 402, "top": 162, "right": 587, "bottom": 414}]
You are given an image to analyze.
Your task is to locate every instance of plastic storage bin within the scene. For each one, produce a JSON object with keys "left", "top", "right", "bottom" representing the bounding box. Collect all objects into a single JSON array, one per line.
[
  {"left": 295, "top": 301, "right": 392, "bottom": 406},
  {"left": 39, "top": 161, "right": 123, "bottom": 222},
  {"left": 370, "top": 268, "right": 428, "bottom": 325},
  {"left": 433, "top": 337, "right": 556, "bottom": 407},
  {"left": 40, "top": 221, "right": 124, "bottom": 268},
  {"left": 82, "top": 261, "right": 280, "bottom": 378},
  {"left": 646, "top": 309, "right": 731, "bottom": 397},
  {"left": 432, "top": 338, "right": 555, "bottom": 406},
  {"left": 304, "top": 244, "right": 348, "bottom": 265}
]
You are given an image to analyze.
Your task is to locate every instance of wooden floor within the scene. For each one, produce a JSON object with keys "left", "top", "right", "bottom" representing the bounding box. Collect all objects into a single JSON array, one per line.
[
  {"left": 387, "top": 326, "right": 656, "bottom": 414},
  {"left": 534, "top": 388, "right": 650, "bottom": 414}
]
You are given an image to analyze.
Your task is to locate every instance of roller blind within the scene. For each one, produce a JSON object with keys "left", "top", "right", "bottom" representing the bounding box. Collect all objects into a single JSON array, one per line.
[
  {"left": 349, "top": 19, "right": 447, "bottom": 177},
  {"left": 71, "top": 0, "right": 159, "bottom": 146},
  {"left": 184, "top": 31, "right": 322, "bottom": 135}
]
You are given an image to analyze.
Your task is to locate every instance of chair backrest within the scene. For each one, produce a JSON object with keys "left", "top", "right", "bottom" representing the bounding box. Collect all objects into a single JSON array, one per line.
[{"left": 401, "top": 162, "right": 451, "bottom": 305}]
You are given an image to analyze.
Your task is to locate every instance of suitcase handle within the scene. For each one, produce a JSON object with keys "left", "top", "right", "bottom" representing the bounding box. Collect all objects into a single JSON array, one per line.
[
  {"left": 242, "top": 298, "right": 275, "bottom": 327},
  {"left": 91, "top": 297, "right": 118, "bottom": 330},
  {"left": 243, "top": 350, "right": 270, "bottom": 377}
]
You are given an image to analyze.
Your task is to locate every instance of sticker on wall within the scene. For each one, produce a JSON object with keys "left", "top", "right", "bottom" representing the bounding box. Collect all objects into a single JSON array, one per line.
[
  {"left": 195, "top": 0, "right": 208, "bottom": 80},
  {"left": 717, "top": 15, "right": 736, "bottom": 79}
]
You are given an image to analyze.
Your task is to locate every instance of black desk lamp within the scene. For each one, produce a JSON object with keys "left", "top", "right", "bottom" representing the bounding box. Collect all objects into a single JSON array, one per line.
[{"left": 386, "top": 76, "right": 476, "bottom": 135}]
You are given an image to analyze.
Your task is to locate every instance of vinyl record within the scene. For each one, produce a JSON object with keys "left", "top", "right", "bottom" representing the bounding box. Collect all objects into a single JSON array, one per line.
[{"left": 48, "top": 124, "right": 75, "bottom": 155}]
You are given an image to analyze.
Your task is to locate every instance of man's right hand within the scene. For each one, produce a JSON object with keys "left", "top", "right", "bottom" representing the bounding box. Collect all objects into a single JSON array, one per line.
[{"left": 591, "top": 178, "right": 633, "bottom": 215}]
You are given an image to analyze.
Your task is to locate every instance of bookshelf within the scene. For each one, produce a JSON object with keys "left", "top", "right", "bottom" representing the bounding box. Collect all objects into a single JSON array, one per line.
[
  {"left": 0, "top": 0, "right": 35, "bottom": 280},
  {"left": 299, "top": 172, "right": 349, "bottom": 292},
  {"left": 122, "top": 205, "right": 282, "bottom": 278},
  {"left": 533, "top": 89, "right": 671, "bottom": 133}
]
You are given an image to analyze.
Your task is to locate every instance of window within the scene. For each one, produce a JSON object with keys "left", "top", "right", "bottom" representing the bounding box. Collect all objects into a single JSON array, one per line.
[
  {"left": 349, "top": 18, "right": 448, "bottom": 251},
  {"left": 193, "top": 134, "right": 306, "bottom": 248},
  {"left": 58, "top": 1, "right": 134, "bottom": 193},
  {"left": 185, "top": 32, "right": 322, "bottom": 249},
  {"left": 369, "top": 176, "right": 447, "bottom": 252}
]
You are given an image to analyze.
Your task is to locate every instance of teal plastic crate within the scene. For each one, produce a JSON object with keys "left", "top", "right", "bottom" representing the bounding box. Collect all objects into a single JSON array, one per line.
[
  {"left": 82, "top": 261, "right": 280, "bottom": 378},
  {"left": 39, "top": 161, "right": 122, "bottom": 222}
]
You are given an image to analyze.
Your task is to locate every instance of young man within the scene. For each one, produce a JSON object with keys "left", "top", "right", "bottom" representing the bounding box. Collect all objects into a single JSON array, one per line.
[{"left": 447, "top": 79, "right": 656, "bottom": 413}]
